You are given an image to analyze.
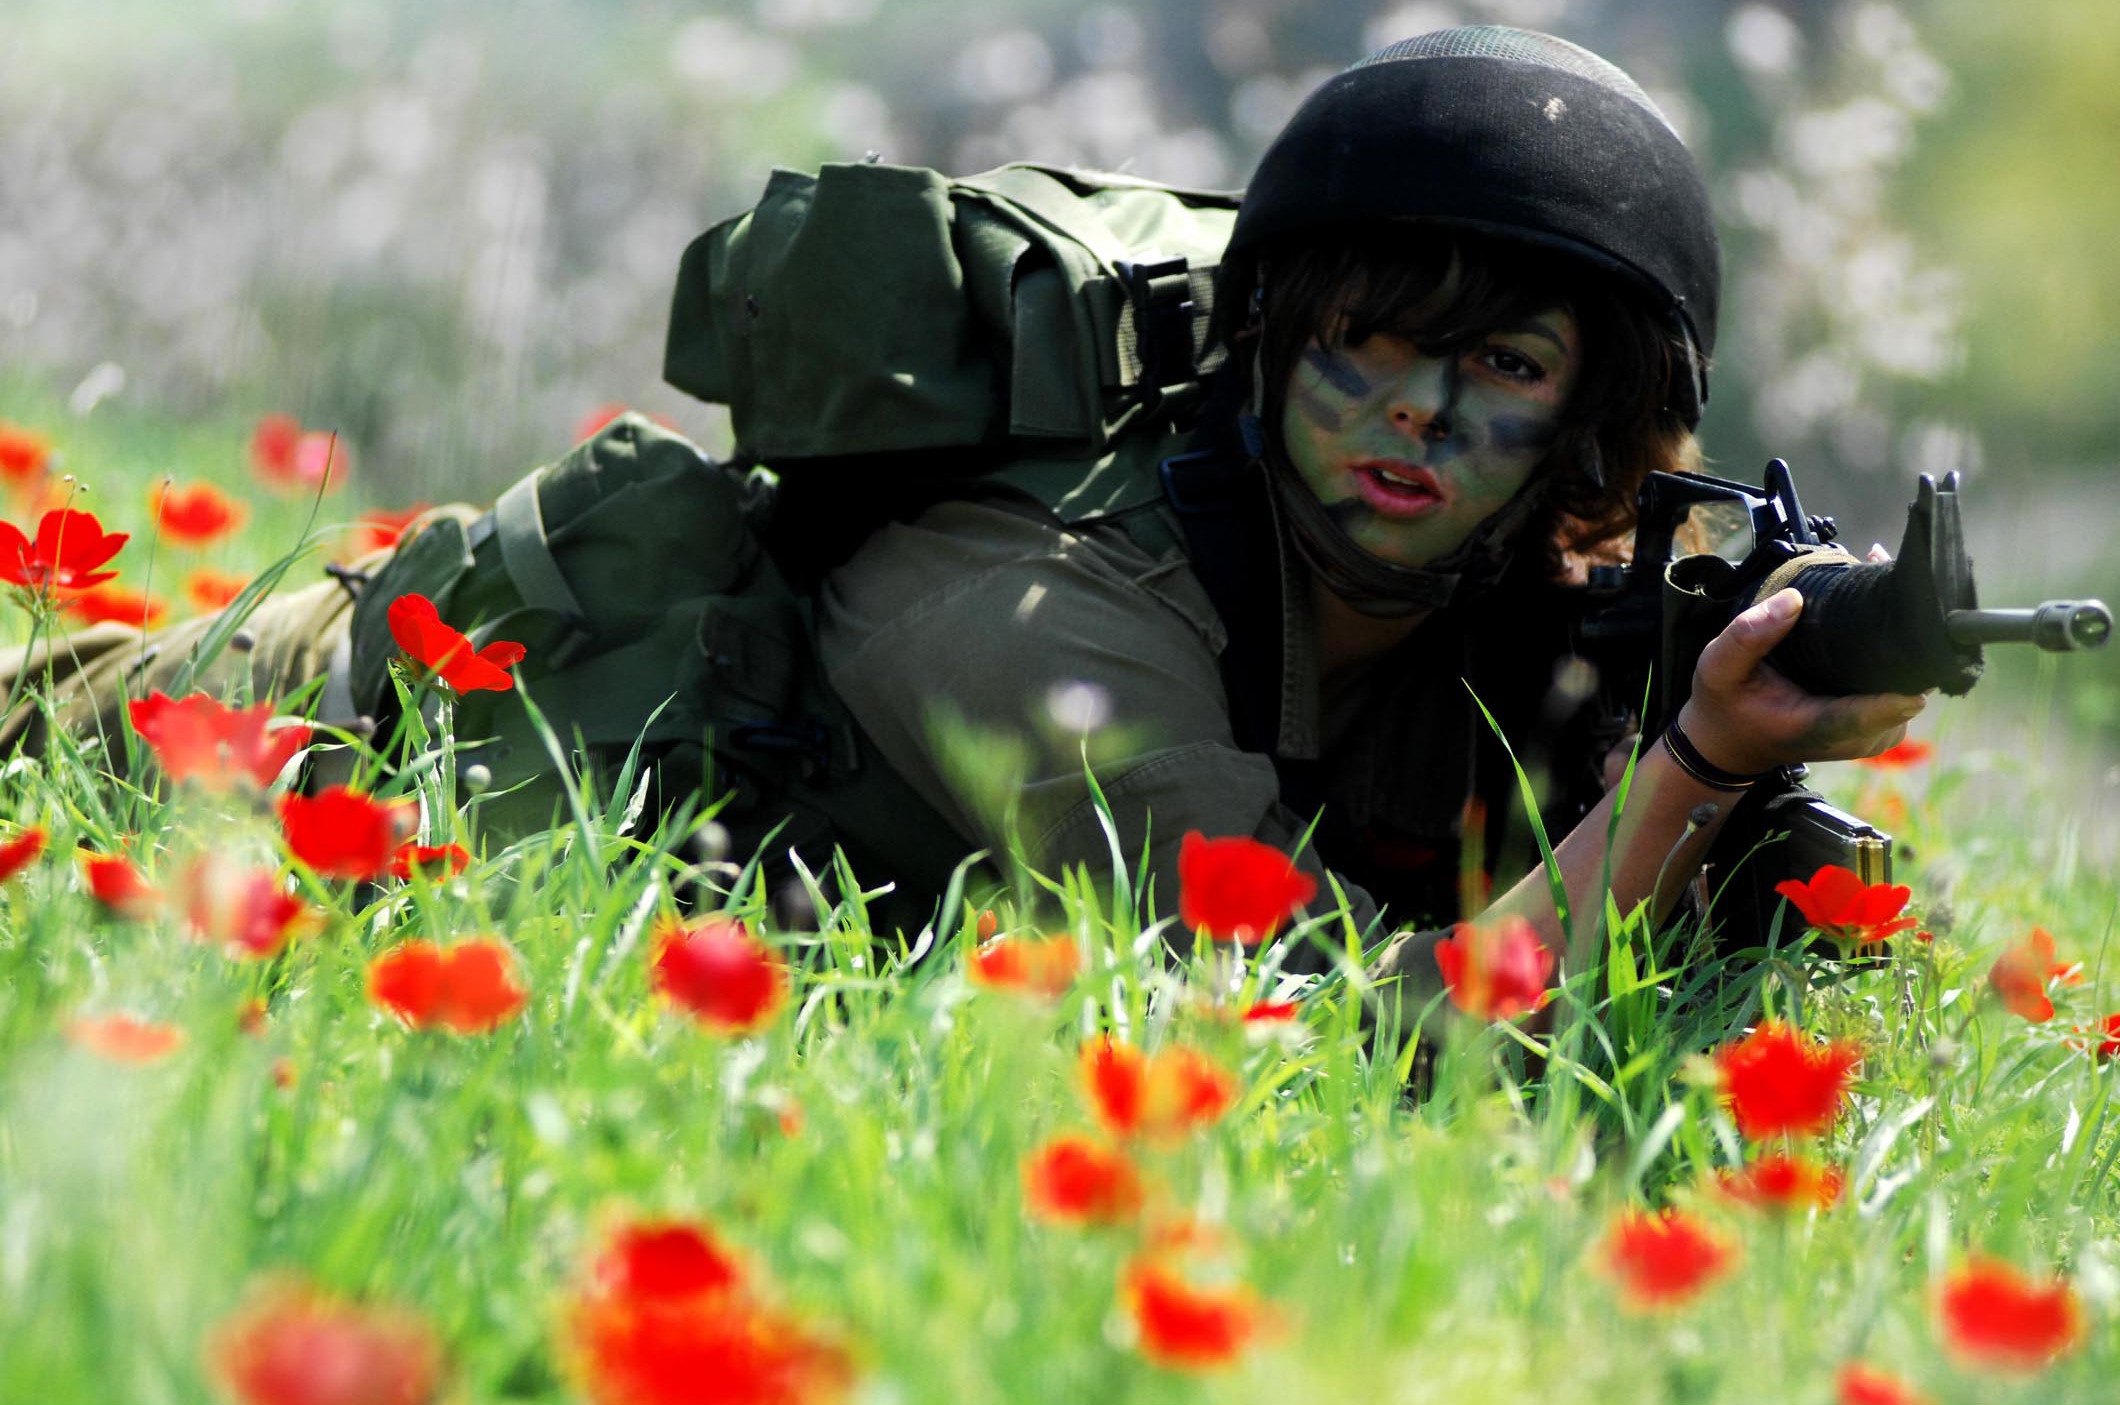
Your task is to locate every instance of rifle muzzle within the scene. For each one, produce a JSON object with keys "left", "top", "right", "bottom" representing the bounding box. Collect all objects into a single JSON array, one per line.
[{"left": 1944, "top": 600, "right": 2113, "bottom": 651}]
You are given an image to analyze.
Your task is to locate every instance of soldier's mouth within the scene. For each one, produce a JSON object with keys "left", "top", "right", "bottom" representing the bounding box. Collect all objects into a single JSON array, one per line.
[{"left": 1350, "top": 459, "right": 1445, "bottom": 518}]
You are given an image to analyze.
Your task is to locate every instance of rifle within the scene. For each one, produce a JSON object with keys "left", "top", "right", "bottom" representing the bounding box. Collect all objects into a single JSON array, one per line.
[{"left": 1575, "top": 459, "right": 2112, "bottom": 947}]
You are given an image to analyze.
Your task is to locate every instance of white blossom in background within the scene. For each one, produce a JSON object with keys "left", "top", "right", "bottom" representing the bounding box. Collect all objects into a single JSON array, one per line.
[
  {"left": 753, "top": 0, "right": 882, "bottom": 31},
  {"left": 671, "top": 18, "right": 799, "bottom": 99},
  {"left": 953, "top": 30, "right": 1055, "bottom": 105},
  {"left": 1046, "top": 681, "right": 1113, "bottom": 736},
  {"left": 1727, "top": 4, "right": 1802, "bottom": 77},
  {"left": 1076, "top": 8, "right": 1146, "bottom": 70},
  {"left": 1727, "top": 0, "right": 1968, "bottom": 479},
  {"left": 1208, "top": 12, "right": 1276, "bottom": 75},
  {"left": 1365, "top": 5, "right": 1463, "bottom": 51}
]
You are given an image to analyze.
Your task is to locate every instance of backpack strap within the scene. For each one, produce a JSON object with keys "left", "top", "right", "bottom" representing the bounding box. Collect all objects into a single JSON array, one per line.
[
  {"left": 490, "top": 472, "right": 589, "bottom": 623},
  {"left": 1158, "top": 445, "right": 1285, "bottom": 761}
]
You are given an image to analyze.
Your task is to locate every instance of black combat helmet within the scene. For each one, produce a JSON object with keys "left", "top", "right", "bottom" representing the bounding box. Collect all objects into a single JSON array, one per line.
[{"left": 1227, "top": 26, "right": 1721, "bottom": 426}]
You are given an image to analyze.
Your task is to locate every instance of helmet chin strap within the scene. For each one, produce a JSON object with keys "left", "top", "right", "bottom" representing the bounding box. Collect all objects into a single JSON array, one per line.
[{"left": 1240, "top": 302, "right": 1551, "bottom": 619}]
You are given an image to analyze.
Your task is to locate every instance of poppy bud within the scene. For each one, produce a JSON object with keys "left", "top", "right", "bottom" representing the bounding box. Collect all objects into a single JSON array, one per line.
[
  {"left": 772, "top": 880, "right": 817, "bottom": 933},
  {"left": 685, "top": 821, "right": 731, "bottom": 866}
]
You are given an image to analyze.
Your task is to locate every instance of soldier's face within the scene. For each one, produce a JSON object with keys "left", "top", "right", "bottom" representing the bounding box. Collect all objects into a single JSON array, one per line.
[{"left": 1279, "top": 304, "right": 1582, "bottom": 570}]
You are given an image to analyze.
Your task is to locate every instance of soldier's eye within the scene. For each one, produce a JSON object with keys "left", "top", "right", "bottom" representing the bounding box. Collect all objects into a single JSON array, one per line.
[{"left": 1482, "top": 347, "right": 1545, "bottom": 382}]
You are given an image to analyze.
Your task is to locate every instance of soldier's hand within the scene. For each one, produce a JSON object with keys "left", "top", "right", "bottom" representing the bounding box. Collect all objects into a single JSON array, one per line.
[{"left": 1676, "top": 587, "right": 1926, "bottom": 776}]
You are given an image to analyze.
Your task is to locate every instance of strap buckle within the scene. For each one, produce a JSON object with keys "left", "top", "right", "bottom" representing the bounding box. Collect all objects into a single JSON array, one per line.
[{"left": 1117, "top": 254, "right": 1197, "bottom": 394}]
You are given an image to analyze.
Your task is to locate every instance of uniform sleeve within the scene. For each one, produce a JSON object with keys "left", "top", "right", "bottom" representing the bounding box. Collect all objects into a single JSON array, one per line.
[{"left": 814, "top": 497, "right": 1393, "bottom": 965}]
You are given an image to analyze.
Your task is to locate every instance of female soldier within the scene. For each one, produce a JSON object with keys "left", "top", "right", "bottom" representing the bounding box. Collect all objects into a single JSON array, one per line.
[
  {"left": 2, "top": 28, "right": 1923, "bottom": 1012},
  {"left": 808, "top": 28, "right": 1925, "bottom": 1004}
]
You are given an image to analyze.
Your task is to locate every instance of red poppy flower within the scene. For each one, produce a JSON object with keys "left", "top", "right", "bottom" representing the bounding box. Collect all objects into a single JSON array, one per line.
[
  {"left": 67, "top": 1012, "right": 185, "bottom": 1063},
  {"left": 575, "top": 403, "right": 630, "bottom": 442},
  {"left": 1121, "top": 1253, "right": 1267, "bottom": 1371},
  {"left": 571, "top": 406, "right": 679, "bottom": 444},
  {"left": 353, "top": 504, "right": 429, "bottom": 556},
  {"left": 652, "top": 917, "right": 788, "bottom": 1035},
  {"left": 1716, "top": 1152, "right": 1843, "bottom": 1210},
  {"left": 569, "top": 1218, "right": 852, "bottom": 1405},
  {"left": 386, "top": 593, "right": 526, "bottom": 695},
  {"left": 130, "top": 691, "right": 312, "bottom": 791},
  {"left": 249, "top": 413, "right": 304, "bottom": 484},
  {"left": 1856, "top": 739, "right": 1934, "bottom": 770},
  {"left": 596, "top": 1221, "right": 747, "bottom": 1301},
  {"left": 177, "top": 856, "right": 313, "bottom": 959},
  {"left": 186, "top": 567, "right": 251, "bottom": 612},
  {"left": 0, "top": 507, "right": 128, "bottom": 592},
  {"left": 277, "top": 787, "right": 416, "bottom": 881},
  {"left": 369, "top": 938, "right": 528, "bottom": 1034},
  {"left": 1837, "top": 1363, "right": 1929, "bottom": 1405},
  {"left": 292, "top": 431, "right": 350, "bottom": 492},
  {"left": 2077, "top": 1012, "right": 2120, "bottom": 1062},
  {"left": 388, "top": 842, "right": 470, "bottom": 881},
  {"left": 238, "top": 998, "right": 269, "bottom": 1037},
  {"left": 1716, "top": 1020, "right": 1862, "bottom": 1140},
  {"left": 1081, "top": 1037, "right": 1237, "bottom": 1143},
  {"left": 1937, "top": 1258, "right": 2082, "bottom": 1371},
  {"left": 966, "top": 933, "right": 1080, "bottom": 999},
  {"left": 1600, "top": 1208, "right": 1735, "bottom": 1309},
  {"left": 149, "top": 480, "right": 247, "bottom": 547},
  {"left": 1240, "top": 1000, "right": 1301, "bottom": 1024},
  {"left": 207, "top": 1276, "right": 443, "bottom": 1405},
  {"left": 0, "top": 421, "right": 53, "bottom": 487},
  {"left": 1988, "top": 928, "right": 2081, "bottom": 1024},
  {"left": 1176, "top": 832, "right": 1318, "bottom": 943},
  {"left": 82, "top": 851, "right": 160, "bottom": 919},
  {"left": 0, "top": 825, "right": 45, "bottom": 882},
  {"left": 1772, "top": 864, "right": 1918, "bottom": 944},
  {"left": 1022, "top": 1133, "right": 1145, "bottom": 1226},
  {"left": 61, "top": 583, "right": 168, "bottom": 629},
  {"left": 1434, "top": 916, "right": 1555, "bottom": 1021}
]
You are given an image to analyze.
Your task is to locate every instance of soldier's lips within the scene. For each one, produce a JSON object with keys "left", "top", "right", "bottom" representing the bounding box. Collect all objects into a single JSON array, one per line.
[{"left": 1349, "top": 459, "right": 1445, "bottom": 518}]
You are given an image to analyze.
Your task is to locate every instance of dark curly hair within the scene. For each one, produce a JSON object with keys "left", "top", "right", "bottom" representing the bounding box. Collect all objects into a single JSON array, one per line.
[{"left": 1215, "top": 224, "right": 1702, "bottom": 580}]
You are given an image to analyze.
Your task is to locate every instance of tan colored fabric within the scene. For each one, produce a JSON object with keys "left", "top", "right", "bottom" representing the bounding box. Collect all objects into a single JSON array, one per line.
[{"left": 0, "top": 569, "right": 366, "bottom": 766}]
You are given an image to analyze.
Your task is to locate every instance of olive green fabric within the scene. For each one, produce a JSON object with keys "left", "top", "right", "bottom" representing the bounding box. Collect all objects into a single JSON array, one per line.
[
  {"left": 664, "top": 161, "right": 1237, "bottom": 462},
  {"left": 813, "top": 483, "right": 1457, "bottom": 1009},
  {"left": 332, "top": 415, "right": 925, "bottom": 857}
]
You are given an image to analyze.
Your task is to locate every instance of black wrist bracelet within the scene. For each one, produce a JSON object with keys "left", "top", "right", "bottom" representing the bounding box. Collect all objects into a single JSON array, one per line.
[{"left": 1661, "top": 719, "right": 1773, "bottom": 792}]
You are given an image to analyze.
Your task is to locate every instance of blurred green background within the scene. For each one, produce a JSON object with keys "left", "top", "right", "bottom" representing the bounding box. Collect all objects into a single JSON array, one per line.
[{"left": 0, "top": 0, "right": 2114, "bottom": 747}]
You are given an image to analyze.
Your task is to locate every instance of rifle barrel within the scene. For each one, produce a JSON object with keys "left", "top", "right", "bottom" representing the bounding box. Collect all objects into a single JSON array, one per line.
[{"left": 1944, "top": 600, "right": 2112, "bottom": 651}]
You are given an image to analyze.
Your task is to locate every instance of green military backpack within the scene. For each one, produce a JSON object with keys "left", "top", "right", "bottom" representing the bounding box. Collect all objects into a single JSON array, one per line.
[{"left": 346, "top": 161, "right": 1241, "bottom": 872}]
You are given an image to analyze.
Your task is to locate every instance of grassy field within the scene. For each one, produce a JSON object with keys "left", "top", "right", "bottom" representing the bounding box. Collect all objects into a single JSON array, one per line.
[{"left": 0, "top": 385, "right": 2114, "bottom": 1405}]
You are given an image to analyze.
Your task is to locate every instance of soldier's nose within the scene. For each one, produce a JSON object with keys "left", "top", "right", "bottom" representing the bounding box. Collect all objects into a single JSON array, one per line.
[{"left": 1388, "top": 359, "right": 1454, "bottom": 440}]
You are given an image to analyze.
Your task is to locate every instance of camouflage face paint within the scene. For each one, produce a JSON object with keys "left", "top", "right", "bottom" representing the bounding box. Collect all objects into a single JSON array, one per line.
[
  {"left": 1279, "top": 307, "right": 1581, "bottom": 570},
  {"left": 1287, "top": 346, "right": 1373, "bottom": 434},
  {"left": 1302, "top": 346, "right": 1373, "bottom": 398}
]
